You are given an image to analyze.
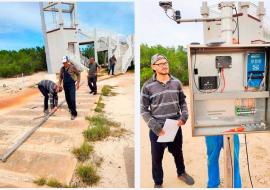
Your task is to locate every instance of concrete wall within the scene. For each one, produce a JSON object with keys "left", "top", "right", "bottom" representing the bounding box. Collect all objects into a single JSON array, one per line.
[
  {"left": 203, "top": 14, "right": 263, "bottom": 44},
  {"left": 47, "top": 28, "right": 79, "bottom": 74}
]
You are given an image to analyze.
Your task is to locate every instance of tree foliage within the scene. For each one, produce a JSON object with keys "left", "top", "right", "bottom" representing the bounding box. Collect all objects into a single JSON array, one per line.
[
  {"left": 0, "top": 46, "right": 47, "bottom": 78},
  {"left": 81, "top": 44, "right": 95, "bottom": 59},
  {"left": 140, "top": 44, "right": 189, "bottom": 87}
]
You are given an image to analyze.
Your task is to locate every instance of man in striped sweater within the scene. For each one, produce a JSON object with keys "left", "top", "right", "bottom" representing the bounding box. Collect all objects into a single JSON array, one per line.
[
  {"left": 141, "top": 54, "right": 194, "bottom": 188},
  {"left": 38, "top": 80, "right": 62, "bottom": 115}
]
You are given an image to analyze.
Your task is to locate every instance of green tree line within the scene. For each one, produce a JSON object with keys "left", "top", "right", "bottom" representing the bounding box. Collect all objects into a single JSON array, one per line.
[
  {"left": 0, "top": 46, "right": 47, "bottom": 78},
  {"left": 140, "top": 44, "right": 189, "bottom": 87}
]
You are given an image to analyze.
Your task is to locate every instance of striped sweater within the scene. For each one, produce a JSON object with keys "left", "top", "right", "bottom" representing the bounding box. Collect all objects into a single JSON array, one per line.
[
  {"left": 141, "top": 74, "right": 188, "bottom": 135},
  {"left": 38, "top": 80, "right": 58, "bottom": 109}
]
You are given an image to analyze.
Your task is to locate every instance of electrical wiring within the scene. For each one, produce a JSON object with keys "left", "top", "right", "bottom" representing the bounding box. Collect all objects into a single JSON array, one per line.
[
  {"left": 165, "top": 10, "right": 177, "bottom": 22},
  {"left": 192, "top": 49, "right": 221, "bottom": 93},
  {"left": 244, "top": 134, "right": 254, "bottom": 188},
  {"left": 233, "top": 7, "right": 240, "bottom": 44},
  {"left": 221, "top": 68, "right": 226, "bottom": 93},
  {"left": 232, "top": 19, "right": 238, "bottom": 34}
]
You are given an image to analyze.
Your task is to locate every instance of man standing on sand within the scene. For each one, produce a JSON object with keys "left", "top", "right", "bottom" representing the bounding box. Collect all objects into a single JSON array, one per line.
[
  {"left": 141, "top": 54, "right": 194, "bottom": 188},
  {"left": 87, "top": 57, "right": 101, "bottom": 95},
  {"left": 108, "top": 55, "right": 117, "bottom": 75},
  {"left": 38, "top": 79, "right": 62, "bottom": 115},
  {"left": 59, "top": 55, "right": 80, "bottom": 120}
]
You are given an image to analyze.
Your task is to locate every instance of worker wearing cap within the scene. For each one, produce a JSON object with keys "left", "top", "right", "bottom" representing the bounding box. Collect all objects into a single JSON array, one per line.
[
  {"left": 38, "top": 80, "right": 62, "bottom": 115},
  {"left": 141, "top": 54, "right": 194, "bottom": 188},
  {"left": 205, "top": 135, "right": 241, "bottom": 187},
  {"left": 87, "top": 57, "right": 101, "bottom": 95},
  {"left": 59, "top": 56, "right": 81, "bottom": 120}
]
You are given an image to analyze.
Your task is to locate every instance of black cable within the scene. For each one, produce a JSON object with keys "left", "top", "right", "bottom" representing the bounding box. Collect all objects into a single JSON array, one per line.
[
  {"left": 192, "top": 49, "right": 221, "bottom": 93},
  {"left": 227, "top": 137, "right": 234, "bottom": 187},
  {"left": 244, "top": 134, "right": 254, "bottom": 188},
  {"left": 232, "top": 19, "right": 237, "bottom": 34},
  {"left": 233, "top": 7, "right": 240, "bottom": 44},
  {"left": 165, "top": 10, "right": 176, "bottom": 22}
]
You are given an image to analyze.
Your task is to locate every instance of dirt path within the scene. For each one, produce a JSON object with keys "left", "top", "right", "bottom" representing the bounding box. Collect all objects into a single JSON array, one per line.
[
  {"left": 0, "top": 88, "right": 39, "bottom": 111},
  {"left": 0, "top": 71, "right": 100, "bottom": 187},
  {"left": 93, "top": 73, "right": 134, "bottom": 188},
  {"left": 141, "top": 86, "right": 270, "bottom": 188},
  {"left": 0, "top": 71, "right": 134, "bottom": 188}
]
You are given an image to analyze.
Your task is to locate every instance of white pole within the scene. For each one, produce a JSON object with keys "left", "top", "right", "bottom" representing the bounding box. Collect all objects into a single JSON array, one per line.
[
  {"left": 39, "top": 2, "right": 52, "bottom": 74},
  {"left": 200, "top": 2, "right": 209, "bottom": 44},
  {"left": 219, "top": 2, "right": 235, "bottom": 188},
  {"left": 58, "top": 3, "right": 64, "bottom": 29},
  {"left": 219, "top": 2, "right": 234, "bottom": 44}
]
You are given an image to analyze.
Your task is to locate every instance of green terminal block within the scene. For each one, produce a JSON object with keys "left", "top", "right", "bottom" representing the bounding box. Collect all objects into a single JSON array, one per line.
[{"left": 235, "top": 106, "right": 255, "bottom": 116}]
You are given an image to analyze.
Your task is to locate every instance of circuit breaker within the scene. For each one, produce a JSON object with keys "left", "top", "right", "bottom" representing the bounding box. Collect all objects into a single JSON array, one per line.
[{"left": 188, "top": 44, "right": 270, "bottom": 136}]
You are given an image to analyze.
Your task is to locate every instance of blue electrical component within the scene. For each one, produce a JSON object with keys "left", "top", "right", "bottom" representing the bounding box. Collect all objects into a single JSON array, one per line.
[{"left": 247, "top": 52, "right": 266, "bottom": 88}]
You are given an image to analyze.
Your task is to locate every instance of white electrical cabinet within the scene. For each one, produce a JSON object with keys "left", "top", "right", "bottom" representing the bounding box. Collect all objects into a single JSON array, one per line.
[{"left": 188, "top": 44, "right": 270, "bottom": 136}]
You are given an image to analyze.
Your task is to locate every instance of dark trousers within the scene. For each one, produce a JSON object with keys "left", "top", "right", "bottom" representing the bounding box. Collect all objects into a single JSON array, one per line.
[
  {"left": 108, "top": 64, "right": 115, "bottom": 75},
  {"left": 38, "top": 85, "right": 49, "bottom": 111},
  {"left": 150, "top": 128, "right": 185, "bottom": 185},
  {"left": 64, "top": 84, "right": 77, "bottom": 116},
  {"left": 88, "top": 76, "right": 97, "bottom": 92}
]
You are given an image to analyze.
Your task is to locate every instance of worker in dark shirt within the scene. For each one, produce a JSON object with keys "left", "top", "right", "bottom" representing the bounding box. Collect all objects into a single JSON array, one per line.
[
  {"left": 108, "top": 55, "right": 117, "bottom": 75},
  {"left": 87, "top": 57, "right": 101, "bottom": 95},
  {"left": 38, "top": 80, "right": 62, "bottom": 115},
  {"left": 59, "top": 55, "right": 81, "bottom": 120}
]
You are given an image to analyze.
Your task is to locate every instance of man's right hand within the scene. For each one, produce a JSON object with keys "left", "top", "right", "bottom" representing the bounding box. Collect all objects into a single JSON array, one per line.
[{"left": 158, "top": 129, "right": 165, "bottom": 136}]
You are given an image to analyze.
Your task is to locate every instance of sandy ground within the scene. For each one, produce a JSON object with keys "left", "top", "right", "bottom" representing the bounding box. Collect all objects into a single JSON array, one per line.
[
  {"left": 93, "top": 73, "right": 134, "bottom": 188},
  {"left": 0, "top": 72, "right": 52, "bottom": 99},
  {"left": 141, "top": 86, "right": 270, "bottom": 188},
  {"left": 0, "top": 72, "right": 56, "bottom": 111}
]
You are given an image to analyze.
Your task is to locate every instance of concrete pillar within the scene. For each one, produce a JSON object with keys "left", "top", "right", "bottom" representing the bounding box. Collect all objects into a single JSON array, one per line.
[
  {"left": 39, "top": 2, "right": 52, "bottom": 74},
  {"left": 58, "top": 3, "right": 64, "bottom": 29}
]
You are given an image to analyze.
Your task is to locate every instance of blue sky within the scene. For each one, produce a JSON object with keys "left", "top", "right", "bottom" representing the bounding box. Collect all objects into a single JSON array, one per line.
[{"left": 0, "top": 2, "right": 134, "bottom": 51}]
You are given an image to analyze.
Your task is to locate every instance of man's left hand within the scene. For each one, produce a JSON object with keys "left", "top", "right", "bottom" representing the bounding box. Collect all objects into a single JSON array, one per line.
[{"left": 177, "top": 120, "right": 185, "bottom": 126}]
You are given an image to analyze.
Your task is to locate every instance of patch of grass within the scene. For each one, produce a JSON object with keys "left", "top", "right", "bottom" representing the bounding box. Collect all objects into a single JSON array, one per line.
[
  {"left": 72, "top": 142, "right": 94, "bottom": 162},
  {"left": 101, "top": 85, "right": 117, "bottom": 96},
  {"left": 111, "top": 127, "right": 128, "bottom": 138},
  {"left": 86, "top": 114, "right": 121, "bottom": 128},
  {"left": 33, "top": 177, "right": 46, "bottom": 186},
  {"left": 109, "top": 120, "right": 121, "bottom": 128},
  {"left": 33, "top": 177, "right": 76, "bottom": 188},
  {"left": 76, "top": 163, "right": 100, "bottom": 186},
  {"left": 84, "top": 114, "right": 121, "bottom": 141},
  {"left": 83, "top": 125, "right": 110, "bottom": 141},
  {"left": 94, "top": 96, "right": 104, "bottom": 113},
  {"left": 46, "top": 178, "right": 64, "bottom": 188}
]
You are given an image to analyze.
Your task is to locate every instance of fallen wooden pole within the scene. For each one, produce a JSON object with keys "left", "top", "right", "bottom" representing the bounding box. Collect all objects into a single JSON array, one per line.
[
  {"left": 0, "top": 100, "right": 65, "bottom": 162},
  {"left": 0, "top": 81, "right": 84, "bottom": 162}
]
